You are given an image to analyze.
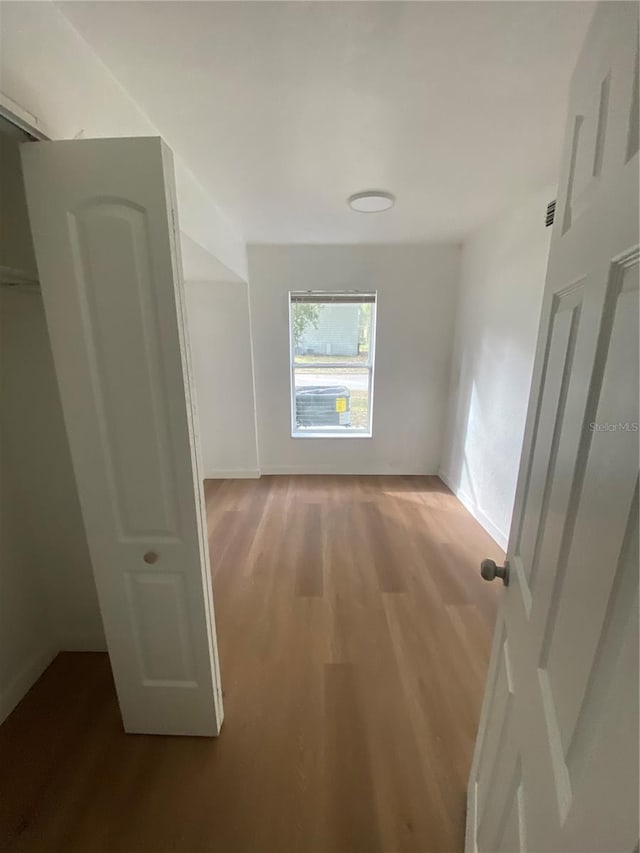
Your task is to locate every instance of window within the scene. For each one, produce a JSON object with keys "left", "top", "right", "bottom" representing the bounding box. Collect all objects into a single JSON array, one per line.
[{"left": 289, "top": 291, "right": 377, "bottom": 437}]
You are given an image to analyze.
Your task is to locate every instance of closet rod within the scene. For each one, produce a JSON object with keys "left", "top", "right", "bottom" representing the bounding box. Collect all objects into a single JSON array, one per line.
[{"left": 0, "top": 280, "right": 40, "bottom": 291}]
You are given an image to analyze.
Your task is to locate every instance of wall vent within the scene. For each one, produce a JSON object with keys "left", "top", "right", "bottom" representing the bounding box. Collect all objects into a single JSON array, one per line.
[{"left": 546, "top": 199, "right": 556, "bottom": 227}]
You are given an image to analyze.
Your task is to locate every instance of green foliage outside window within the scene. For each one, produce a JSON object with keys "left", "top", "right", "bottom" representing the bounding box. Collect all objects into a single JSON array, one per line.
[{"left": 291, "top": 303, "right": 323, "bottom": 347}]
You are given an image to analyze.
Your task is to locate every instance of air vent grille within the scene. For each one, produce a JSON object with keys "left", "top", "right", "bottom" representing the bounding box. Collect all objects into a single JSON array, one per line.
[{"left": 546, "top": 199, "right": 556, "bottom": 227}]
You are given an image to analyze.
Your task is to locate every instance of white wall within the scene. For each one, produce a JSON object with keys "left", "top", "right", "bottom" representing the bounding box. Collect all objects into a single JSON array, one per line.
[
  {"left": 439, "top": 186, "right": 553, "bottom": 549},
  {"left": 185, "top": 281, "right": 259, "bottom": 478},
  {"left": 0, "top": 124, "right": 106, "bottom": 723},
  {"left": 248, "top": 244, "right": 460, "bottom": 474},
  {"left": 0, "top": 126, "right": 38, "bottom": 283},
  {"left": 0, "top": 288, "right": 106, "bottom": 722},
  {"left": 0, "top": 289, "right": 56, "bottom": 719},
  {"left": 0, "top": 0, "right": 247, "bottom": 283}
]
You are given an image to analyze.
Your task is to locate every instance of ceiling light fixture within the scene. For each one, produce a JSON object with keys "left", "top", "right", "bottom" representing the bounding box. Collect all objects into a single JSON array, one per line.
[{"left": 347, "top": 190, "right": 395, "bottom": 213}]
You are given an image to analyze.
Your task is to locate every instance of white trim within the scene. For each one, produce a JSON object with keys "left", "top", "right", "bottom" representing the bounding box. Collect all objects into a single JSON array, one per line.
[
  {"left": 205, "top": 468, "right": 261, "bottom": 480},
  {"left": 464, "top": 779, "right": 479, "bottom": 853},
  {"left": 0, "top": 91, "right": 51, "bottom": 141},
  {"left": 289, "top": 295, "right": 296, "bottom": 436},
  {"left": 291, "top": 430, "right": 372, "bottom": 439},
  {"left": 294, "top": 361, "right": 372, "bottom": 370},
  {"left": 289, "top": 291, "right": 377, "bottom": 437},
  {"left": 261, "top": 464, "right": 438, "bottom": 475},
  {"left": 368, "top": 294, "right": 377, "bottom": 435},
  {"left": 245, "top": 279, "right": 262, "bottom": 474},
  {"left": 0, "top": 644, "right": 57, "bottom": 725},
  {"left": 438, "top": 470, "right": 508, "bottom": 551}
]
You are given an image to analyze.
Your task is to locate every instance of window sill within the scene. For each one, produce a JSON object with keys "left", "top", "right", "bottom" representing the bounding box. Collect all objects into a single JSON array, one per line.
[{"left": 291, "top": 431, "right": 373, "bottom": 439}]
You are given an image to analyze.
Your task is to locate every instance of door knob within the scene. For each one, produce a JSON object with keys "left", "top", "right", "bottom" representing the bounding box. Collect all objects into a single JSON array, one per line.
[
  {"left": 480, "top": 558, "right": 510, "bottom": 586},
  {"left": 143, "top": 551, "right": 159, "bottom": 565}
]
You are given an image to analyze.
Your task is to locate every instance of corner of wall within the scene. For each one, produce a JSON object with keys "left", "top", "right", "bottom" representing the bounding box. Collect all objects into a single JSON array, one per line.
[
  {"left": 439, "top": 185, "right": 553, "bottom": 554},
  {"left": 57, "top": 633, "right": 108, "bottom": 653},
  {"left": 438, "top": 469, "right": 508, "bottom": 551},
  {"left": 0, "top": 641, "right": 57, "bottom": 726}
]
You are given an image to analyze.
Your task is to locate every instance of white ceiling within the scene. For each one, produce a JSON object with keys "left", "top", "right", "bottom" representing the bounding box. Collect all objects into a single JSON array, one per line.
[{"left": 56, "top": 1, "right": 594, "bottom": 244}]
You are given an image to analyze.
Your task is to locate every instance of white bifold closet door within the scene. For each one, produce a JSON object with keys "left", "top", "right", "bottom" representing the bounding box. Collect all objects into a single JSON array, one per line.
[{"left": 21, "top": 137, "right": 223, "bottom": 736}]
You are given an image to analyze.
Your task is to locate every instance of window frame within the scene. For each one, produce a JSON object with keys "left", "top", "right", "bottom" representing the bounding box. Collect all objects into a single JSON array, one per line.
[{"left": 288, "top": 290, "right": 377, "bottom": 439}]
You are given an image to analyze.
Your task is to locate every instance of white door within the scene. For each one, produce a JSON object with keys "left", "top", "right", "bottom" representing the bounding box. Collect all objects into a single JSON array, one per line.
[
  {"left": 21, "top": 137, "right": 223, "bottom": 736},
  {"left": 467, "top": 4, "right": 639, "bottom": 852}
]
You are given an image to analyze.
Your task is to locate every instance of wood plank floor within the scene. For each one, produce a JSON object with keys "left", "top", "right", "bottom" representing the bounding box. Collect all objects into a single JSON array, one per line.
[{"left": 0, "top": 475, "right": 503, "bottom": 853}]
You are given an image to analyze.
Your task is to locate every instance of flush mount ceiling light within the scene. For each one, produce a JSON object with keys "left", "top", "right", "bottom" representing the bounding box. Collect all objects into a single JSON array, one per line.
[{"left": 347, "top": 190, "right": 395, "bottom": 213}]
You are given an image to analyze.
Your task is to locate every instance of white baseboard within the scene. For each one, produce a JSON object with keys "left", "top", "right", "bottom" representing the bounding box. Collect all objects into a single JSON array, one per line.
[
  {"left": 438, "top": 471, "right": 508, "bottom": 551},
  {"left": 205, "top": 468, "right": 261, "bottom": 479},
  {"left": 0, "top": 643, "right": 57, "bottom": 725},
  {"left": 261, "top": 465, "right": 438, "bottom": 475}
]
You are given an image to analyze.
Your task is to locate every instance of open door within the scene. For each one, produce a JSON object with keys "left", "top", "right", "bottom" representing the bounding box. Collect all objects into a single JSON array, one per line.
[
  {"left": 21, "top": 137, "right": 223, "bottom": 736},
  {"left": 467, "top": 4, "right": 639, "bottom": 851}
]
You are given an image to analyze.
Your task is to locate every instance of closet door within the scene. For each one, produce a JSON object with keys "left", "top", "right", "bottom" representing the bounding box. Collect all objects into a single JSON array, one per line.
[{"left": 21, "top": 137, "right": 223, "bottom": 736}]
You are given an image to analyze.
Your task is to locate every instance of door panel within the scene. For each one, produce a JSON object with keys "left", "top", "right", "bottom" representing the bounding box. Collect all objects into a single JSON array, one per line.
[
  {"left": 21, "top": 137, "right": 223, "bottom": 735},
  {"left": 69, "top": 200, "right": 180, "bottom": 538},
  {"left": 124, "top": 571, "right": 197, "bottom": 685},
  {"left": 544, "top": 260, "right": 638, "bottom": 752},
  {"left": 515, "top": 284, "right": 583, "bottom": 588},
  {"left": 563, "top": 560, "right": 639, "bottom": 853},
  {"left": 467, "top": 5, "right": 639, "bottom": 850}
]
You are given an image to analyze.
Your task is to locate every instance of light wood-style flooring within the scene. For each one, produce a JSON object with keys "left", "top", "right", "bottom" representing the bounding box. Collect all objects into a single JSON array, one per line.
[{"left": 0, "top": 475, "right": 503, "bottom": 853}]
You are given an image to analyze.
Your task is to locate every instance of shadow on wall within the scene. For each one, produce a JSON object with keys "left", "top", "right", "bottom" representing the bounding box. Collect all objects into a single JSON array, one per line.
[{"left": 439, "top": 186, "right": 553, "bottom": 549}]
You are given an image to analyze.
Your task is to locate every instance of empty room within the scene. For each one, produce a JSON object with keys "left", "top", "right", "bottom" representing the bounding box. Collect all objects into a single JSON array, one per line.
[{"left": 0, "top": 2, "right": 638, "bottom": 852}]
